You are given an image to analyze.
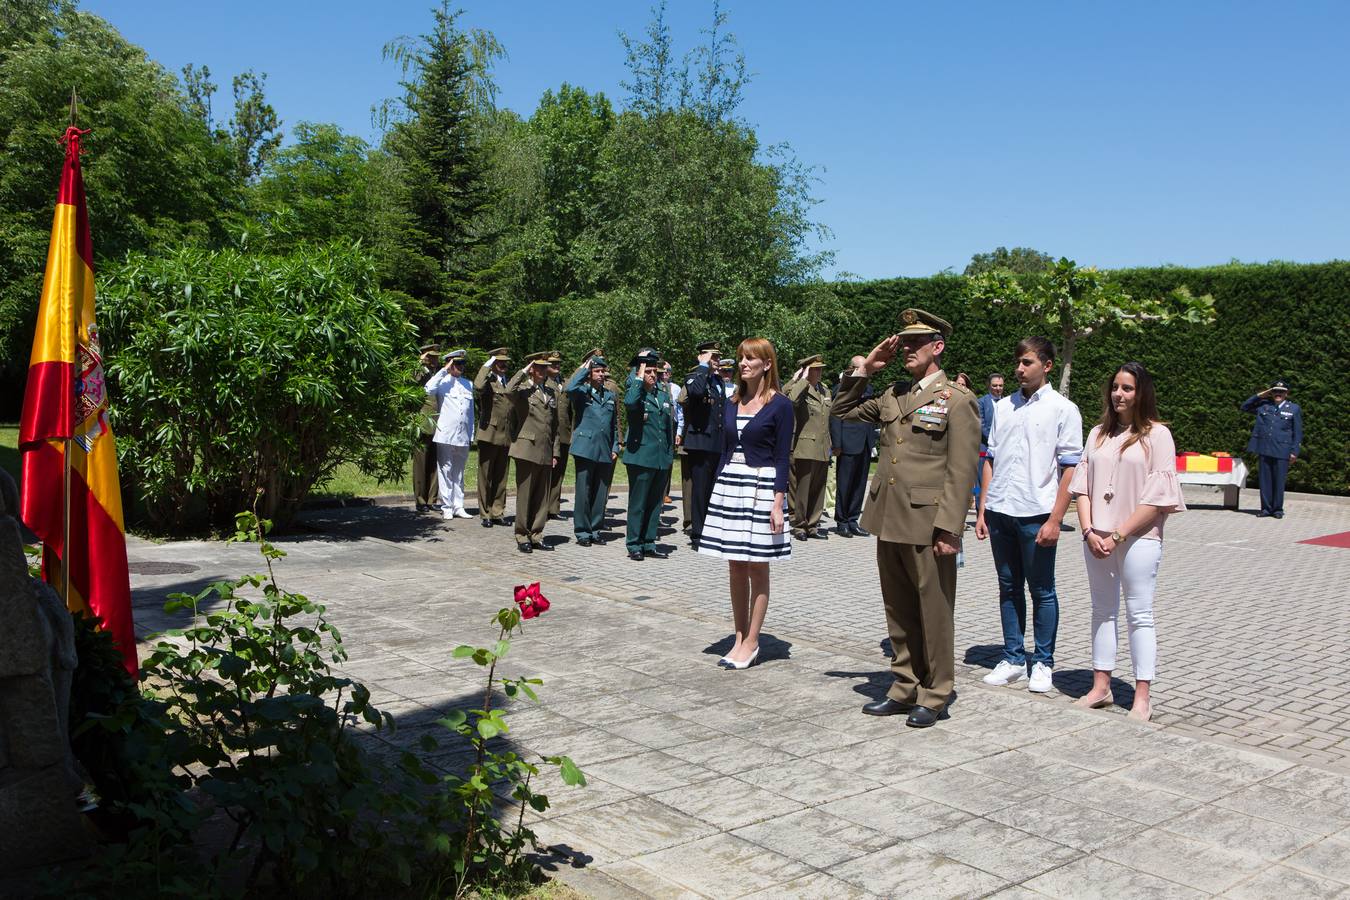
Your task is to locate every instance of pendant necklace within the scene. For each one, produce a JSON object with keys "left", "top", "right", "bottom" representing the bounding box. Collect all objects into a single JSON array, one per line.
[{"left": 1103, "top": 429, "right": 1123, "bottom": 503}]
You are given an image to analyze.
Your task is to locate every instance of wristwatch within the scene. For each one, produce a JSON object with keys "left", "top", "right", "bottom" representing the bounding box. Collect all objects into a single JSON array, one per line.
[{"left": 1110, "top": 530, "right": 1126, "bottom": 544}]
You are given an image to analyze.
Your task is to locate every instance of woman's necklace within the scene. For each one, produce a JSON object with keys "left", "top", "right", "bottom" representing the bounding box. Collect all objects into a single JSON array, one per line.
[{"left": 1103, "top": 426, "right": 1126, "bottom": 503}]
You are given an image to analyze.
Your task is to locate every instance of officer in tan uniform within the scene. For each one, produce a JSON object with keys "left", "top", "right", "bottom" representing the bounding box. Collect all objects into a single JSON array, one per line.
[
  {"left": 474, "top": 347, "right": 514, "bottom": 526},
  {"left": 412, "top": 343, "right": 441, "bottom": 512},
  {"left": 833, "top": 309, "right": 980, "bottom": 727},
  {"left": 507, "top": 352, "right": 561, "bottom": 552},
  {"left": 546, "top": 351, "right": 572, "bottom": 518},
  {"left": 785, "top": 353, "right": 834, "bottom": 540}
]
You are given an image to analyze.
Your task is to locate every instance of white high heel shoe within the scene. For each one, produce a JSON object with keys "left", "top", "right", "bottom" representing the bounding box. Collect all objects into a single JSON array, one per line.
[{"left": 720, "top": 646, "right": 759, "bottom": 670}]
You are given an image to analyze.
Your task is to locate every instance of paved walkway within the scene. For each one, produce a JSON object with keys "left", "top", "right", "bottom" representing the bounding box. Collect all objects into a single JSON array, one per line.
[{"left": 125, "top": 484, "right": 1350, "bottom": 898}]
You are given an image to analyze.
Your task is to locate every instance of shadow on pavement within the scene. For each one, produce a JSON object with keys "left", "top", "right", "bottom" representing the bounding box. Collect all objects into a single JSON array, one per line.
[
  {"left": 293, "top": 504, "right": 486, "bottom": 544},
  {"left": 700, "top": 632, "right": 792, "bottom": 663},
  {"left": 962, "top": 643, "right": 1004, "bottom": 669},
  {"left": 1053, "top": 667, "right": 1136, "bottom": 708}
]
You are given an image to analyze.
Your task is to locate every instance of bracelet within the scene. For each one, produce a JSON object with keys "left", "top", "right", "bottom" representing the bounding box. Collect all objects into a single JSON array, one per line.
[{"left": 1082, "top": 529, "right": 1093, "bottom": 542}]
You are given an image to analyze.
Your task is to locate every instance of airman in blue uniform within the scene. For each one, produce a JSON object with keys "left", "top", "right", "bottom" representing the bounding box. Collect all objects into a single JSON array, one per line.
[
  {"left": 680, "top": 340, "right": 727, "bottom": 549},
  {"left": 1241, "top": 379, "right": 1303, "bottom": 518}
]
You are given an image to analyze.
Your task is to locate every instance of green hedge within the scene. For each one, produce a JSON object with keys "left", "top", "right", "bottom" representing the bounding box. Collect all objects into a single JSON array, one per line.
[{"left": 828, "top": 261, "right": 1348, "bottom": 496}]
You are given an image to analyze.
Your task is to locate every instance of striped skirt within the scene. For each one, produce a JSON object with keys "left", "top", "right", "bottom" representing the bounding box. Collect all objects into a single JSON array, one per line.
[{"left": 697, "top": 459, "right": 792, "bottom": 562}]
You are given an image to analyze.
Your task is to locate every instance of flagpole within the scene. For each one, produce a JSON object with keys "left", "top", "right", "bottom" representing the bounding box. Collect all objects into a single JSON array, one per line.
[{"left": 61, "top": 87, "right": 78, "bottom": 609}]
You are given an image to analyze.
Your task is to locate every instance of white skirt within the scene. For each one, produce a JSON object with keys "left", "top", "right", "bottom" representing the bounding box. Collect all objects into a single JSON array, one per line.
[{"left": 698, "top": 459, "right": 792, "bottom": 562}]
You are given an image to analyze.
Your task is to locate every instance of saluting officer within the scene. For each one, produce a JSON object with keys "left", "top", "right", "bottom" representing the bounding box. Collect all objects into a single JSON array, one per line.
[
  {"left": 547, "top": 351, "right": 572, "bottom": 518},
  {"left": 506, "top": 352, "right": 560, "bottom": 552},
  {"left": 830, "top": 356, "right": 880, "bottom": 537},
  {"left": 785, "top": 354, "right": 835, "bottom": 540},
  {"left": 623, "top": 348, "right": 676, "bottom": 561},
  {"left": 413, "top": 343, "right": 442, "bottom": 512},
  {"left": 681, "top": 341, "right": 727, "bottom": 549},
  {"left": 474, "top": 347, "right": 514, "bottom": 527},
  {"left": 833, "top": 309, "right": 980, "bottom": 728},
  {"left": 566, "top": 349, "right": 619, "bottom": 546},
  {"left": 1242, "top": 378, "right": 1304, "bottom": 518}
]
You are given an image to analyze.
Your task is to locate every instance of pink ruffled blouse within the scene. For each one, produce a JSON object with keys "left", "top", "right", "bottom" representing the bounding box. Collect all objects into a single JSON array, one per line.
[{"left": 1068, "top": 423, "right": 1186, "bottom": 541}]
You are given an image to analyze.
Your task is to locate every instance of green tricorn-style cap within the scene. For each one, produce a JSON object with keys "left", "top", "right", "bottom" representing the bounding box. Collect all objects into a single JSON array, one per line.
[
  {"left": 797, "top": 354, "right": 826, "bottom": 369},
  {"left": 898, "top": 308, "right": 951, "bottom": 339},
  {"left": 588, "top": 355, "right": 608, "bottom": 369},
  {"left": 631, "top": 347, "right": 662, "bottom": 367}
]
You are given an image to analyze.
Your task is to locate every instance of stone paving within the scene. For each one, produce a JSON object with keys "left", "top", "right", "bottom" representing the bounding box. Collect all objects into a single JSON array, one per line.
[{"left": 123, "top": 482, "right": 1350, "bottom": 898}]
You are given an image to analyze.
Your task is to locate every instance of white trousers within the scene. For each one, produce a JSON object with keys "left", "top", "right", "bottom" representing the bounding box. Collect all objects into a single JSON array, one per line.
[
  {"left": 1082, "top": 536, "right": 1162, "bottom": 681},
  {"left": 436, "top": 443, "right": 470, "bottom": 516}
]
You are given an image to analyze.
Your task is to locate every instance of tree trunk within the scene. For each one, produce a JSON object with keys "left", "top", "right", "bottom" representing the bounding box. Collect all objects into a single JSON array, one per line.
[{"left": 1059, "top": 328, "right": 1076, "bottom": 395}]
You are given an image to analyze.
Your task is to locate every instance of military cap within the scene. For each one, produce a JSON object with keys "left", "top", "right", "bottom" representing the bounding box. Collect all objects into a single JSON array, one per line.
[
  {"left": 1269, "top": 378, "right": 1290, "bottom": 391},
  {"left": 797, "top": 354, "right": 826, "bottom": 369},
  {"left": 898, "top": 308, "right": 951, "bottom": 339},
  {"left": 546, "top": 350, "right": 563, "bottom": 364},
  {"left": 441, "top": 349, "right": 467, "bottom": 363},
  {"left": 524, "top": 351, "right": 551, "bottom": 366},
  {"left": 418, "top": 342, "right": 440, "bottom": 354},
  {"left": 718, "top": 358, "right": 735, "bottom": 370},
  {"left": 588, "top": 355, "right": 609, "bottom": 369},
  {"left": 487, "top": 346, "right": 511, "bottom": 361},
  {"left": 696, "top": 340, "right": 720, "bottom": 352},
  {"left": 631, "top": 347, "right": 661, "bottom": 367}
]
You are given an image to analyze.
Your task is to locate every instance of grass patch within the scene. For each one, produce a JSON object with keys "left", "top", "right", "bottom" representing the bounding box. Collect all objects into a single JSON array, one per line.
[{"left": 1, "top": 424, "right": 19, "bottom": 488}]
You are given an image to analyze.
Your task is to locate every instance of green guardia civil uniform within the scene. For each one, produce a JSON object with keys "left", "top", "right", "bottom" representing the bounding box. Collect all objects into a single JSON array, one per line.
[
  {"left": 566, "top": 360, "right": 619, "bottom": 542},
  {"left": 622, "top": 370, "right": 676, "bottom": 554},
  {"left": 506, "top": 359, "right": 561, "bottom": 547},
  {"left": 832, "top": 309, "right": 980, "bottom": 713},
  {"left": 785, "top": 355, "right": 834, "bottom": 537},
  {"left": 474, "top": 349, "right": 514, "bottom": 522}
]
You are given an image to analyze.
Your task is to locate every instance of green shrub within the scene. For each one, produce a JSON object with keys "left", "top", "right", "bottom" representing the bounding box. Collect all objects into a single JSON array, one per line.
[{"left": 99, "top": 242, "right": 422, "bottom": 532}]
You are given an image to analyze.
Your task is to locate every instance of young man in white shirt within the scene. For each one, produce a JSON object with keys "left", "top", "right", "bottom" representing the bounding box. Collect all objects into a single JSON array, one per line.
[{"left": 975, "top": 337, "right": 1083, "bottom": 692}]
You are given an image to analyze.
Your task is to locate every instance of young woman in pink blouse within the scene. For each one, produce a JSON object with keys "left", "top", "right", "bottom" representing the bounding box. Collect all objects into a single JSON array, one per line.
[{"left": 1068, "top": 362, "right": 1185, "bottom": 722}]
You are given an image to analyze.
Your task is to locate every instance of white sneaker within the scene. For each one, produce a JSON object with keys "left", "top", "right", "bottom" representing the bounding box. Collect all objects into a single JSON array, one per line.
[
  {"left": 1028, "top": 662, "right": 1054, "bottom": 693},
  {"left": 982, "top": 660, "right": 1027, "bottom": 686}
]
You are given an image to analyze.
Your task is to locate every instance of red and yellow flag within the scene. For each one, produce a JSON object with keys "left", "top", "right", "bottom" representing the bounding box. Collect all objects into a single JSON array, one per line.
[{"left": 19, "top": 126, "right": 136, "bottom": 676}]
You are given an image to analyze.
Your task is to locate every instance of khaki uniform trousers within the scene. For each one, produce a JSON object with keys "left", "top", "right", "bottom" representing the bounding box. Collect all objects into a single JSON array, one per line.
[
  {"left": 412, "top": 433, "right": 439, "bottom": 506},
  {"left": 877, "top": 539, "right": 958, "bottom": 712},
  {"left": 477, "top": 442, "right": 510, "bottom": 521},
  {"left": 514, "top": 459, "right": 551, "bottom": 545},
  {"left": 789, "top": 459, "right": 830, "bottom": 533}
]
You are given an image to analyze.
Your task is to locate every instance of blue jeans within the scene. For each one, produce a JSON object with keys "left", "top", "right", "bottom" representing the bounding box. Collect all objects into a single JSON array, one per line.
[{"left": 986, "top": 509, "right": 1059, "bottom": 667}]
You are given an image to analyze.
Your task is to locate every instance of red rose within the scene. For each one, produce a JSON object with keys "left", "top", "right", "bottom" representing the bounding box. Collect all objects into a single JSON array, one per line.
[{"left": 513, "top": 582, "right": 550, "bottom": 618}]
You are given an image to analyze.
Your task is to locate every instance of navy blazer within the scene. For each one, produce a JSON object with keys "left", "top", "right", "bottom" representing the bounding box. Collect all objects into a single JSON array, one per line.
[
  {"left": 719, "top": 392, "right": 794, "bottom": 493},
  {"left": 830, "top": 379, "right": 879, "bottom": 457},
  {"left": 1242, "top": 395, "right": 1303, "bottom": 458},
  {"left": 681, "top": 363, "right": 726, "bottom": 453}
]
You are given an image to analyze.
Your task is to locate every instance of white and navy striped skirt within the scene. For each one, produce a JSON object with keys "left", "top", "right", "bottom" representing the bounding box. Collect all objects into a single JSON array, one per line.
[{"left": 697, "top": 459, "right": 792, "bottom": 562}]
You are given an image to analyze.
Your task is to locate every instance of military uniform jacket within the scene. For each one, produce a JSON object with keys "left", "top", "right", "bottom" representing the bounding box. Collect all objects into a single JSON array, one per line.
[
  {"left": 1241, "top": 395, "right": 1303, "bottom": 458},
  {"left": 416, "top": 365, "right": 439, "bottom": 436},
  {"left": 622, "top": 374, "right": 675, "bottom": 469},
  {"left": 832, "top": 370, "right": 980, "bottom": 545},
  {"left": 505, "top": 371, "right": 560, "bottom": 465},
  {"left": 784, "top": 378, "right": 835, "bottom": 462},
  {"left": 553, "top": 376, "right": 575, "bottom": 444},
  {"left": 474, "top": 364, "right": 514, "bottom": 446},
  {"left": 681, "top": 364, "right": 726, "bottom": 453},
  {"left": 565, "top": 365, "right": 619, "bottom": 463}
]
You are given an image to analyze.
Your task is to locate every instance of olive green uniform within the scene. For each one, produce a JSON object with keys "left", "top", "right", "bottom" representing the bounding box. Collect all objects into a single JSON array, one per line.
[
  {"left": 833, "top": 369, "right": 979, "bottom": 712},
  {"left": 474, "top": 361, "right": 513, "bottom": 522},
  {"left": 548, "top": 373, "right": 574, "bottom": 516},
  {"left": 622, "top": 373, "right": 676, "bottom": 554},
  {"left": 413, "top": 364, "right": 440, "bottom": 508},
  {"left": 785, "top": 377, "right": 834, "bottom": 536},
  {"left": 506, "top": 369, "right": 561, "bottom": 547}
]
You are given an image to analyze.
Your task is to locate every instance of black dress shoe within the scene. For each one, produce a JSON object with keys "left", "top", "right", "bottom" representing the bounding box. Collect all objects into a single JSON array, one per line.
[
  {"left": 793, "top": 530, "right": 808, "bottom": 541},
  {"left": 646, "top": 549, "right": 668, "bottom": 559},
  {"left": 492, "top": 518, "right": 508, "bottom": 526},
  {"left": 1273, "top": 511, "right": 1285, "bottom": 519},
  {"left": 851, "top": 525, "right": 871, "bottom": 537},
  {"left": 905, "top": 706, "right": 941, "bottom": 728},
  {"left": 861, "top": 697, "right": 915, "bottom": 717},
  {"left": 809, "top": 530, "right": 827, "bottom": 540},
  {"left": 628, "top": 551, "right": 644, "bottom": 561},
  {"left": 517, "top": 543, "right": 532, "bottom": 553},
  {"left": 1256, "top": 511, "right": 1271, "bottom": 518},
  {"left": 837, "top": 526, "right": 853, "bottom": 537},
  {"left": 576, "top": 538, "right": 592, "bottom": 547},
  {"left": 532, "top": 542, "right": 553, "bottom": 551},
  {"left": 481, "top": 519, "right": 493, "bottom": 528}
]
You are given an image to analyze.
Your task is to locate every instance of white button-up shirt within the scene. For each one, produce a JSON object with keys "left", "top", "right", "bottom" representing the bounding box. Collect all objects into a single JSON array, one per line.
[
  {"left": 425, "top": 369, "right": 475, "bottom": 447},
  {"left": 984, "top": 383, "right": 1083, "bottom": 517}
]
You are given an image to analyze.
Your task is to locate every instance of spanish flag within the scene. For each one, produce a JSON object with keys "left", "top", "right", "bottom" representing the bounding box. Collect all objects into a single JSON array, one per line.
[{"left": 19, "top": 126, "right": 136, "bottom": 676}]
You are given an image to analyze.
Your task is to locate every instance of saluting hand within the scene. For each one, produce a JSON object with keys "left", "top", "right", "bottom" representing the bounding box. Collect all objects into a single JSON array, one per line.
[{"left": 861, "top": 335, "right": 900, "bottom": 375}]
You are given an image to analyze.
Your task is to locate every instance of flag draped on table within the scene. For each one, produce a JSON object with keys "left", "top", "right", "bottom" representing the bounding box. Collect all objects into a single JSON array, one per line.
[{"left": 19, "top": 125, "right": 136, "bottom": 675}]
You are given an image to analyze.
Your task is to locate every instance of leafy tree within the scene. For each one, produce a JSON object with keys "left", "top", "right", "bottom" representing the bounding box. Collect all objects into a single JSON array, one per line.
[
  {"left": 964, "top": 246, "right": 1054, "bottom": 276},
  {"left": 380, "top": 1, "right": 504, "bottom": 339},
  {"left": 0, "top": 3, "right": 238, "bottom": 392},
  {"left": 965, "top": 257, "right": 1216, "bottom": 393},
  {"left": 228, "top": 69, "right": 283, "bottom": 182},
  {"left": 100, "top": 241, "right": 420, "bottom": 532},
  {"left": 248, "top": 121, "right": 374, "bottom": 248}
]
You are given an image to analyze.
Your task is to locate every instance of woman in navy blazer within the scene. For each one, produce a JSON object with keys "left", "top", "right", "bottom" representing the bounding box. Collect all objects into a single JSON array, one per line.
[{"left": 698, "top": 338, "right": 794, "bottom": 670}]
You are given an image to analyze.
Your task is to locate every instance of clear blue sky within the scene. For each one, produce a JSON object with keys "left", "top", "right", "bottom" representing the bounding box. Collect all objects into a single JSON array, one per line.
[{"left": 84, "top": 0, "right": 1350, "bottom": 279}]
